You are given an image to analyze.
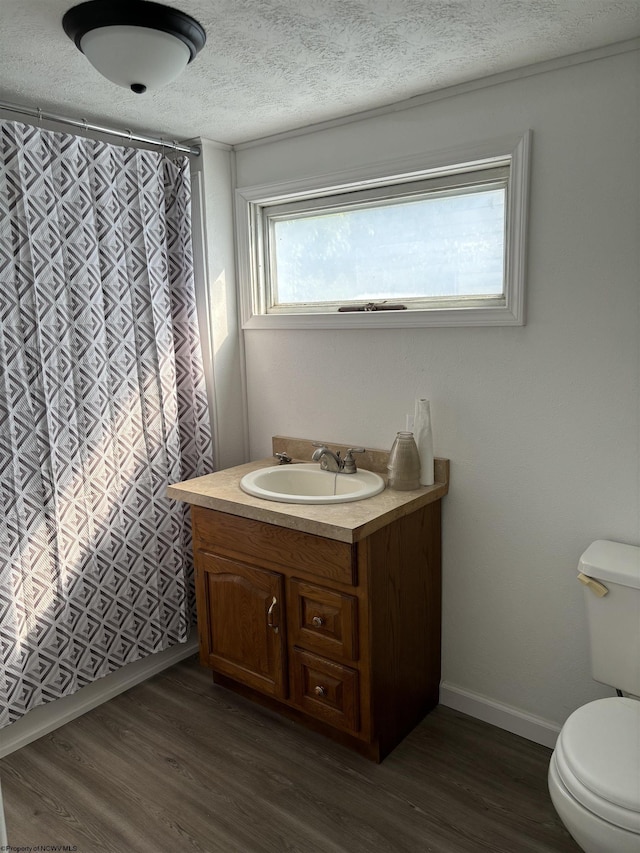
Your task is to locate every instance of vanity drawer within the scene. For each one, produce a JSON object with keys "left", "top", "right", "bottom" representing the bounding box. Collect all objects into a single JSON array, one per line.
[
  {"left": 192, "top": 507, "right": 356, "bottom": 585},
  {"left": 289, "top": 579, "right": 358, "bottom": 661},
  {"left": 291, "top": 648, "right": 360, "bottom": 734}
]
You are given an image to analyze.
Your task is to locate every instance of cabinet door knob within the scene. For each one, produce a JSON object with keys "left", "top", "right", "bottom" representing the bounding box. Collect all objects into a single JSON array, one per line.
[
  {"left": 311, "top": 615, "right": 325, "bottom": 628},
  {"left": 314, "top": 685, "right": 327, "bottom": 697}
]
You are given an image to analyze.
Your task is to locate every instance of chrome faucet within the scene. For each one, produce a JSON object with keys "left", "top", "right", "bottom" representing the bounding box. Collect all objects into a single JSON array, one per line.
[
  {"left": 312, "top": 443, "right": 365, "bottom": 474},
  {"left": 312, "top": 444, "right": 343, "bottom": 472}
]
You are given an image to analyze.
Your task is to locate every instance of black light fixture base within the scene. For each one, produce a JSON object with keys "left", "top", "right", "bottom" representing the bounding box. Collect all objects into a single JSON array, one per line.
[{"left": 62, "top": 0, "right": 206, "bottom": 62}]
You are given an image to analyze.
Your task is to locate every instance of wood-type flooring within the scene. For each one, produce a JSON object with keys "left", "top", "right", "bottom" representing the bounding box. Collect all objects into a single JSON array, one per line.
[{"left": 0, "top": 655, "right": 580, "bottom": 853}]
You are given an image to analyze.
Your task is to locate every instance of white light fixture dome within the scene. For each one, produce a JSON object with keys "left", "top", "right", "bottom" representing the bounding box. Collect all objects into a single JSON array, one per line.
[{"left": 62, "top": 0, "right": 206, "bottom": 94}]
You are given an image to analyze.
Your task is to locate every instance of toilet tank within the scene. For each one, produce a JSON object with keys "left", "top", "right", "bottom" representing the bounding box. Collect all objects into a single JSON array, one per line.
[{"left": 579, "top": 540, "right": 640, "bottom": 696}]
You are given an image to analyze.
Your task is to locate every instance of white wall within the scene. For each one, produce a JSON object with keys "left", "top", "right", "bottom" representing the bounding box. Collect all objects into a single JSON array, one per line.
[
  {"left": 233, "top": 47, "right": 640, "bottom": 736},
  {"left": 191, "top": 140, "right": 248, "bottom": 469}
]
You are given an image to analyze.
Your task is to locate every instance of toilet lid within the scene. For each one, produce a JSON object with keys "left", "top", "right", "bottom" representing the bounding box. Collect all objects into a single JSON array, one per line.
[{"left": 556, "top": 698, "right": 640, "bottom": 831}]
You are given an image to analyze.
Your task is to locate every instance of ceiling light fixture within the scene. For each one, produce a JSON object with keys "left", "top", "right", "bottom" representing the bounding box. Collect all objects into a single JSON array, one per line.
[{"left": 62, "top": 0, "right": 206, "bottom": 94}]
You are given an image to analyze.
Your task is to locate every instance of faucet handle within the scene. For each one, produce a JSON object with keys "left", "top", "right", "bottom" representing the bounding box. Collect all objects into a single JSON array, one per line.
[
  {"left": 343, "top": 447, "right": 365, "bottom": 474},
  {"left": 274, "top": 451, "right": 292, "bottom": 465}
]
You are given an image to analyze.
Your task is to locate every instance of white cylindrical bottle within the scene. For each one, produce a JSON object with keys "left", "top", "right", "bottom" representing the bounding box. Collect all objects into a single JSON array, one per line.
[{"left": 414, "top": 398, "right": 434, "bottom": 486}]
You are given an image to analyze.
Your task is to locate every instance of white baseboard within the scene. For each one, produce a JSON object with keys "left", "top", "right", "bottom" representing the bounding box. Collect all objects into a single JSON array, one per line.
[
  {"left": 1, "top": 651, "right": 560, "bottom": 759},
  {"left": 439, "top": 682, "right": 561, "bottom": 749},
  {"left": 0, "top": 638, "right": 199, "bottom": 759}
]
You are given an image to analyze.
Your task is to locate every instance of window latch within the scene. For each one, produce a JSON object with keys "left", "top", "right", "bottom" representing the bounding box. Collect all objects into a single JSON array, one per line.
[{"left": 338, "top": 302, "right": 407, "bottom": 313}]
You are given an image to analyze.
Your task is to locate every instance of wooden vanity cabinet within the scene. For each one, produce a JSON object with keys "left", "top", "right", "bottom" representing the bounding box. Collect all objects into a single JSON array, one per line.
[{"left": 191, "top": 499, "right": 442, "bottom": 762}]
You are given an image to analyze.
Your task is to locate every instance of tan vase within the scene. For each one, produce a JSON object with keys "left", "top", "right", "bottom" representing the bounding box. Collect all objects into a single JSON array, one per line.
[{"left": 387, "top": 431, "right": 420, "bottom": 490}]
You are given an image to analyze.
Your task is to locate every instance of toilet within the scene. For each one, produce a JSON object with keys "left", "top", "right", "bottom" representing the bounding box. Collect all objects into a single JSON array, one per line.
[{"left": 548, "top": 540, "right": 640, "bottom": 852}]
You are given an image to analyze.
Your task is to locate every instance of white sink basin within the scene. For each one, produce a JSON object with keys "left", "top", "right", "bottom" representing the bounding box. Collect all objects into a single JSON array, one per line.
[{"left": 240, "top": 463, "right": 385, "bottom": 504}]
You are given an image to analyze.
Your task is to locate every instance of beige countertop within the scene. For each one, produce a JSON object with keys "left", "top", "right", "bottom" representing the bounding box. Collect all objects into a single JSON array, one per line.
[{"left": 167, "top": 438, "right": 449, "bottom": 543}]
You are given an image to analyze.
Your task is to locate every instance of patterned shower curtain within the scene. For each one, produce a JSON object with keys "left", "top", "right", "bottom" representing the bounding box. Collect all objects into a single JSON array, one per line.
[{"left": 0, "top": 120, "right": 213, "bottom": 728}]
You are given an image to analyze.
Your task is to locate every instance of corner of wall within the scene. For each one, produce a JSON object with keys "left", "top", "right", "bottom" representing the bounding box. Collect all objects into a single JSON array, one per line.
[{"left": 190, "top": 138, "right": 249, "bottom": 470}]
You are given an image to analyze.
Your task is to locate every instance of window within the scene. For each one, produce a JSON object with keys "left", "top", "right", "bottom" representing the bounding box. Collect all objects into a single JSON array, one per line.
[
  {"left": 236, "top": 132, "right": 530, "bottom": 329},
  {"left": 269, "top": 173, "right": 507, "bottom": 311}
]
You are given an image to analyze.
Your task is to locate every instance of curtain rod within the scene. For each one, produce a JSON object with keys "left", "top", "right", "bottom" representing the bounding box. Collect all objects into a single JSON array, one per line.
[{"left": 0, "top": 99, "right": 200, "bottom": 156}]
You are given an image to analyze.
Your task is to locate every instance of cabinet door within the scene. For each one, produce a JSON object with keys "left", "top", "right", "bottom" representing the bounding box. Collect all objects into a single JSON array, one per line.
[{"left": 196, "top": 552, "right": 287, "bottom": 699}]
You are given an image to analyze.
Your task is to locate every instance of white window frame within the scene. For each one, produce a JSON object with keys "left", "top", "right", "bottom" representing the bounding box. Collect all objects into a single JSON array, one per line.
[{"left": 235, "top": 131, "right": 531, "bottom": 329}]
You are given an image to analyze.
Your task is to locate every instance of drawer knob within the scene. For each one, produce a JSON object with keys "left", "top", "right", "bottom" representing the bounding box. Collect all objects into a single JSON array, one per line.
[
  {"left": 311, "top": 616, "right": 325, "bottom": 628},
  {"left": 314, "top": 685, "right": 327, "bottom": 697}
]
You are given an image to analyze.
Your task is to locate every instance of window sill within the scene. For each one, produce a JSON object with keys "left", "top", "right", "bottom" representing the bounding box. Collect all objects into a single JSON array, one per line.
[{"left": 242, "top": 302, "right": 524, "bottom": 330}]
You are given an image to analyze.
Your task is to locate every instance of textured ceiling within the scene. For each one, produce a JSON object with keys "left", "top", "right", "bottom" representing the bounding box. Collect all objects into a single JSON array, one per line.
[{"left": 0, "top": 1, "right": 639, "bottom": 145}]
